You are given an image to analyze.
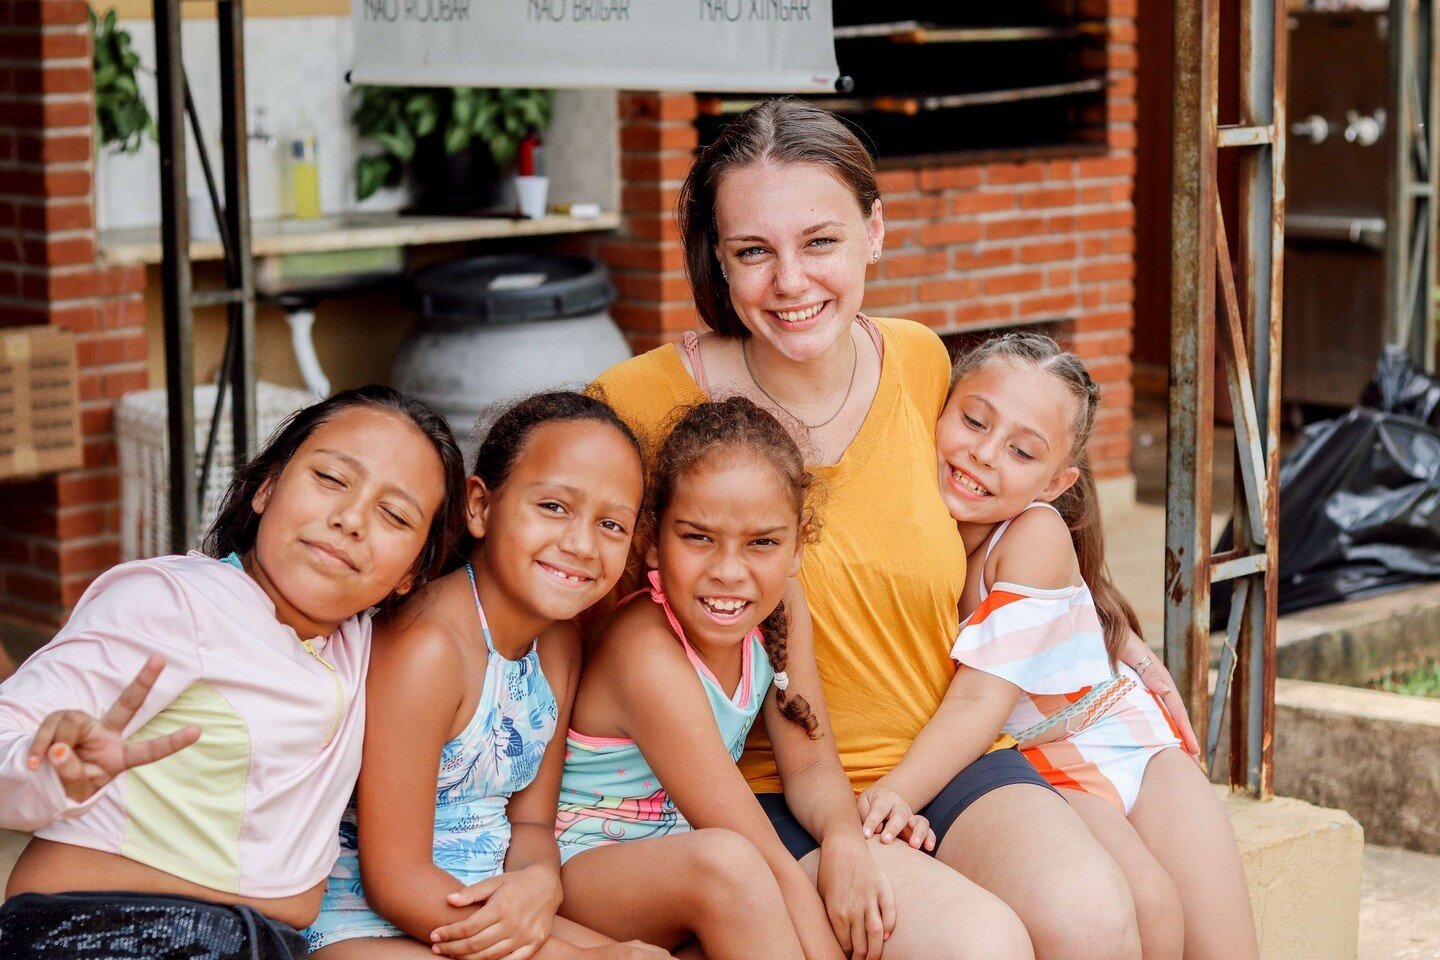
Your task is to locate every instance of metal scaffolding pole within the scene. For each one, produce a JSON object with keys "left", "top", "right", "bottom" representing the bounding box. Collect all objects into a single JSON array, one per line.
[
  {"left": 153, "top": 0, "right": 196, "bottom": 553},
  {"left": 152, "top": 0, "right": 256, "bottom": 553},
  {"left": 1167, "top": 0, "right": 1285, "bottom": 798},
  {"left": 1386, "top": 0, "right": 1440, "bottom": 371}
]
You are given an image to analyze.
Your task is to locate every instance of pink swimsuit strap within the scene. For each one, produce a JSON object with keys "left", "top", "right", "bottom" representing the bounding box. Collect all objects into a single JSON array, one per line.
[
  {"left": 680, "top": 331, "right": 711, "bottom": 395},
  {"left": 681, "top": 314, "right": 883, "bottom": 398},
  {"left": 625, "top": 570, "right": 758, "bottom": 704}
]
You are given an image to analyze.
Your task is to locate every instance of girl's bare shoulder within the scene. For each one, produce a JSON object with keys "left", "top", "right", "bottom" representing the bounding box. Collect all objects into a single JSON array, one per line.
[
  {"left": 585, "top": 597, "right": 695, "bottom": 686},
  {"left": 371, "top": 575, "right": 469, "bottom": 681},
  {"left": 534, "top": 619, "right": 583, "bottom": 688},
  {"left": 988, "top": 506, "right": 1083, "bottom": 590}
]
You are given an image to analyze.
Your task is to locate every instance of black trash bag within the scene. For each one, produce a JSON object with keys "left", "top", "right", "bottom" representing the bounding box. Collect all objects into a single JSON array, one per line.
[
  {"left": 1359, "top": 345, "right": 1440, "bottom": 429},
  {"left": 1211, "top": 347, "right": 1440, "bottom": 627}
]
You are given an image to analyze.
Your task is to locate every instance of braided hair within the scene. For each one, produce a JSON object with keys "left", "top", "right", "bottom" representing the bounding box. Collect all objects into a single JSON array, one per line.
[
  {"left": 950, "top": 332, "right": 1140, "bottom": 667},
  {"left": 650, "top": 396, "right": 823, "bottom": 737}
]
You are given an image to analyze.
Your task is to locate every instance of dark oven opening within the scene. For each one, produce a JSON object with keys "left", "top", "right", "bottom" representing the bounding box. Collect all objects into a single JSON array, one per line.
[{"left": 696, "top": 1, "right": 1111, "bottom": 163}]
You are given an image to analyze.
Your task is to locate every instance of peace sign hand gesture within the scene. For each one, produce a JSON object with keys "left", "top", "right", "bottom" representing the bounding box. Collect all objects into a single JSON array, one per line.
[{"left": 25, "top": 654, "right": 201, "bottom": 803}]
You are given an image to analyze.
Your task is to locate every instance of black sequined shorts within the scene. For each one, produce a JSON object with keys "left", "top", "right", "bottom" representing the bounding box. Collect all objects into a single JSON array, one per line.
[{"left": 0, "top": 891, "right": 308, "bottom": 960}]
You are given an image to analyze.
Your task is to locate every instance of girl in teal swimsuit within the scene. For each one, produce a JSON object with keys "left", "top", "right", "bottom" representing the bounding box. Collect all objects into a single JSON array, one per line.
[{"left": 553, "top": 398, "right": 912, "bottom": 960}]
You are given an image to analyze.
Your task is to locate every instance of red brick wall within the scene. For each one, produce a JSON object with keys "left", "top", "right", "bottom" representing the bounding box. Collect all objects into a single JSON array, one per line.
[
  {"left": 603, "top": 1, "right": 1137, "bottom": 480},
  {"left": 0, "top": 0, "right": 148, "bottom": 628}
]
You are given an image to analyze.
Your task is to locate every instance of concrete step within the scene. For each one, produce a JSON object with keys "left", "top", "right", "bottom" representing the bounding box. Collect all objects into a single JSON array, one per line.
[
  {"left": 1359, "top": 844, "right": 1440, "bottom": 960},
  {"left": 1, "top": 797, "right": 1370, "bottom": 960},
  {"left": 1225, "top": 791, "right": 1363, "bottom": 960}
]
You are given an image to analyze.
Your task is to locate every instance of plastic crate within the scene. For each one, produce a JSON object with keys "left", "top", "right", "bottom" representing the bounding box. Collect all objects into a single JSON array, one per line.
[{"left": 117, "top": 383, "right": 315, "bottom": 560}]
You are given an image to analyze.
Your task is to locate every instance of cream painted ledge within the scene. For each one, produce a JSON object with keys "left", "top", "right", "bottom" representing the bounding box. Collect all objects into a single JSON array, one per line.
[{"left": 98, "top": 212, "right": 622, "bottom": 267}]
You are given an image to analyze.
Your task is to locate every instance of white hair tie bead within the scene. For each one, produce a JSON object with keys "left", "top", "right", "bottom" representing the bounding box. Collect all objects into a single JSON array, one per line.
[{"left": 774, "top": 671, "right": 790, "bottom": 692}]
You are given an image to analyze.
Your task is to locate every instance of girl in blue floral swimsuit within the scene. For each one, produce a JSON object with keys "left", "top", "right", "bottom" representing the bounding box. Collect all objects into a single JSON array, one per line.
[{"left": 306, "top": 392, "right": 661, "bottom": 960}]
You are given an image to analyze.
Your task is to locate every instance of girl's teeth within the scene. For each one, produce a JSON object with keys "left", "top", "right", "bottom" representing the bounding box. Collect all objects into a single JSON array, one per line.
[
  {"left": 702, "top": 598, "right": 747, "bottom": 613},
  {"left": 776, "top": 303, "right": 823, "bottom": 323},
  {"left": 953, "top": 470, "right": 991, "bottom": 496}
]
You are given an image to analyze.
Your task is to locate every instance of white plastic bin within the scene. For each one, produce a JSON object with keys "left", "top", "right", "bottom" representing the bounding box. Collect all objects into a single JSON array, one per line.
[{"left": 117, "top": 383, "right": 315, "bottom": 560}]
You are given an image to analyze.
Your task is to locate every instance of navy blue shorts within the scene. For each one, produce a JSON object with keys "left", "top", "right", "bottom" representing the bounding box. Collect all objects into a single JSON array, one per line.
[{"left": 758, "top": 748, "right": 1058, "bottom": 859}]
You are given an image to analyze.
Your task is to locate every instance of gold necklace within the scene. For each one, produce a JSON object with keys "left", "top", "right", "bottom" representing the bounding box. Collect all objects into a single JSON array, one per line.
[{"left": 741, "top": 332, "right": 858, "bottom": 431}]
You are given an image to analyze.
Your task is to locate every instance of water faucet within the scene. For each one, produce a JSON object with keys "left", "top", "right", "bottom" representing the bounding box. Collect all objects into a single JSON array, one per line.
[
  {"left": 250, "top": 107, "right": 277, "bottom": 149},
  {"left": 1344, "top": 108, "right": 1386, "bottom": 147},
  {"left": 1290, "top": 114, "right": 1329, "bottom": 145}
]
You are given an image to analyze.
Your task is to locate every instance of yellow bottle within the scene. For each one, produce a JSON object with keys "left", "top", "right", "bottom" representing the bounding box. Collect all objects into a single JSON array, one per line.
[{"left": 289, "top": 136, "right": 321, "bottom": 220}]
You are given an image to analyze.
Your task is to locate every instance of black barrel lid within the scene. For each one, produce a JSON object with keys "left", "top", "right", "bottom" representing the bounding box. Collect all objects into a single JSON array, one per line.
[{"left": 409, "top": 254, "right": 616, "bottom": 324}]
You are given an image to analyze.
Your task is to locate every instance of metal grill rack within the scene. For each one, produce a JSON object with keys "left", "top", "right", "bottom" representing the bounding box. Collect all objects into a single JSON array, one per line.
[{"left": 697, "top": 2, "right": 1110, "bottom": 160}]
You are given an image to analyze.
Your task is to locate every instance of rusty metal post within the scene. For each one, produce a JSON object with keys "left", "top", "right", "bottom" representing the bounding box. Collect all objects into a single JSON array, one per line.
[
  {"left": 1168, "top": 0, "right": 1285, "bottom": 798},
  {"left": 1165, "top": 0, "right": 1219, "bottom": 753},
  {"left": 1228, "top": 0, "right": 1285, "bottom": 798},
  {"left": 1386, "top": 0, "right": 1440, "bottom": 370}
]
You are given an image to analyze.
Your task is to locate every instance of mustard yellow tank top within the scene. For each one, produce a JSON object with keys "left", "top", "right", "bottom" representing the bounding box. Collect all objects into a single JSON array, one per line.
[{"left": 592, "top": 317, "right": 966, "bottom": 792}]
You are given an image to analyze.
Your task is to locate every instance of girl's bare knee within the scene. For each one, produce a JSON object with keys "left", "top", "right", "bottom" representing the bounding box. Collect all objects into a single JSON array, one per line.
[
  {"left": 1130, "top": 867, "right": 1183, "bottom": 954},
  {"left": 949, "top": 896, "right": 1033, "bottom": 960},
  {"left": 678, "top": 828, "right": 776, "bottom": 919},
  {"left": 1028, "top": 861, "right": 1140, "bottom": 960}
]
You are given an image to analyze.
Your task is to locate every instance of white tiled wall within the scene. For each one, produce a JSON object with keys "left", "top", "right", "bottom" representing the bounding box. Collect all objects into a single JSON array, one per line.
[{"left": 97, "top": 16, "right": 618, "bottom": 231}]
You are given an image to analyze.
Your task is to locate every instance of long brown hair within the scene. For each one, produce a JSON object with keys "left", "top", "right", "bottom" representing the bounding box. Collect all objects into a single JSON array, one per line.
[
  {"left": 678, "top": 99, "right": 880, "bottom": 338},
  {"left": 650, "top": 396, "right": 823, "bottom": 736},
  {"left": 950, "top": 333, "right": 1140, "bottom": 667}
]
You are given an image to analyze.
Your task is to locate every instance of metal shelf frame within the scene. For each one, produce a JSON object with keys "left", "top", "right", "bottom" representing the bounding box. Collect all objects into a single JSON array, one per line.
[
  {"left": 1384, "top": 0, "right": 1440, "bottom": 371},
  {"left": 1168, "top": 0, "right": 1285, "bottom": 798},
  {"left": 153, "top": 0, "right": 256, "bottom": 553}
]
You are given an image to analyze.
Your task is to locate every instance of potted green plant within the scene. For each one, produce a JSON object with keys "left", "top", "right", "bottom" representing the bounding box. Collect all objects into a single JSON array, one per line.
[
  {"left": 351, "top": 86, "right": 552, "bottom": 212},
  {"left": 90, "top": 6, "right": 154, "bottom": 154}
]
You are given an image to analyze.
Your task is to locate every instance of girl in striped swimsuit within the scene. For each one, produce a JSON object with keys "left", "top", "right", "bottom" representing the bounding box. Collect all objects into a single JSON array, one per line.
[
  {"left": 858, "top": 333, "right": 1260, "bottom": 960},
  {"left": 552, "top": 399, "right": 895, "bottom": 960}
]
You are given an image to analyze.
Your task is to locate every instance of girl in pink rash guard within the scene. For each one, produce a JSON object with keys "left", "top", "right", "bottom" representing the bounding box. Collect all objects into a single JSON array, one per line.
[{"left": 0, "top": 385, "right": 465, "bottom": 960}]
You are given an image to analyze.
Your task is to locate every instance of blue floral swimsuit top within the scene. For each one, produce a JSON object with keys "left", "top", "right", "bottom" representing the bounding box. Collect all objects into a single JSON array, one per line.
[
  {"left": 304, "top": 564, "right": 559, "bottom": 951},
  {"left": 431, "top": 564, "right": 559, "bottom": 865}
]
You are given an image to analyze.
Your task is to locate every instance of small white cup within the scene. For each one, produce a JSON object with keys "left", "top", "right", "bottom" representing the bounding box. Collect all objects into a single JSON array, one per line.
[{"left": 515, "top": 175, "right": 549, "bottom": 219}]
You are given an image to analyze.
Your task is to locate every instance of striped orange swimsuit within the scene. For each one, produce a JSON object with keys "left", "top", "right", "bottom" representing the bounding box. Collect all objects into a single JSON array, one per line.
[{"left": 952, "top": 503, "right": 1183, "bottom": 814}]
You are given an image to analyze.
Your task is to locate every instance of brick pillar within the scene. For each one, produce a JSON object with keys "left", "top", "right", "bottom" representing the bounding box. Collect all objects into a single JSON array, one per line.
[
  {"left": 0, "top": 0, "right": 149, "bottom": 628},
  {"left": 605, "top": 92, "right": 699, "bottom": 354},
  {"left": 1073, "top": 0, "right": 1138, "bottom": 480}
]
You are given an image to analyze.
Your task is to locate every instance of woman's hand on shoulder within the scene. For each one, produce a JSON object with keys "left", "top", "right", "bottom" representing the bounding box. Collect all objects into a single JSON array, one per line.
[
  {"left": 814, "top": 831, "right": 897, "bottom": 960},
  {"left": 989, "top": 504, "right": 1082, "bottom": 590}
]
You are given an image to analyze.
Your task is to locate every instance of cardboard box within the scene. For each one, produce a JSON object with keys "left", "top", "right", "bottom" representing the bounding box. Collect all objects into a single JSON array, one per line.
[{"left": 0, "top": 326, "right": 82, "bottom": 481}]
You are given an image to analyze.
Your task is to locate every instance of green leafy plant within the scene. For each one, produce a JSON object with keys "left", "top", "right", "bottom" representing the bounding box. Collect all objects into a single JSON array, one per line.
[
  {"left": 1372, "top": 661, "right": 1440, "bottom": 698},
  {"left": 351, "top": 86, "right": 553, "bottom": 201},
  {"left": 90, "top": 6, "right": 154, "bottom": 154}
]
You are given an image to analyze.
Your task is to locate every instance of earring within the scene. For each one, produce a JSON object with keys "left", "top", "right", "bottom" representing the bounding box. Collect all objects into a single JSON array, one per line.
[
  {"left": 720, "top": 268, "right": 729, "bottom": 283},
  {"left": 871, "top": 250, "right": 881, "bottom": 263}
]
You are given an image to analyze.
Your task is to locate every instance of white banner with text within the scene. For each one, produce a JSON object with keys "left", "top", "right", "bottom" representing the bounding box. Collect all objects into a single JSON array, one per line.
[{"left": 351, "top": 0, "right": 839, "bottom": 93}]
